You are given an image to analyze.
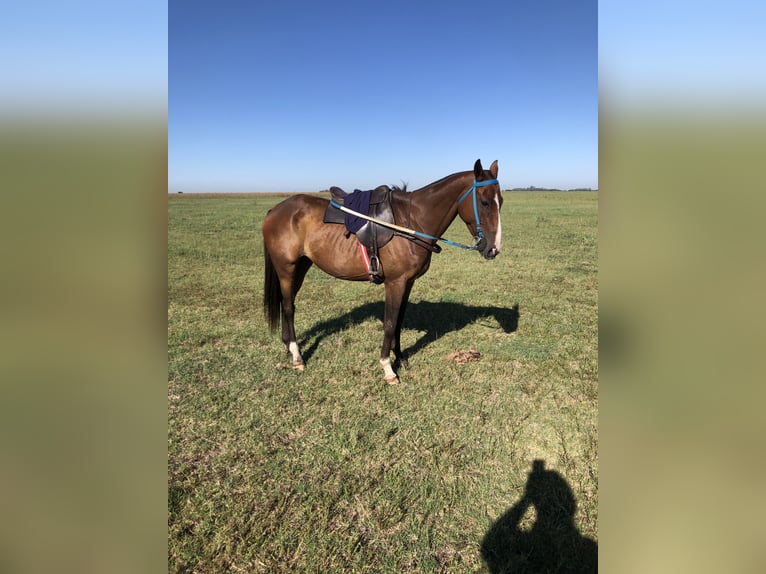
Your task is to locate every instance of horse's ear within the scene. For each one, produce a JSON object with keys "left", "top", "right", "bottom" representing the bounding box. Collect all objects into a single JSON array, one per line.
[
  {"left": 330, "top": 186, "right": 344, "bottom": 194},
  {"left": 489, "top": 160, "right": 498, "bottom": 179},
  {"left": 474, "top": 159, "right": 483, "bottom": 179}
]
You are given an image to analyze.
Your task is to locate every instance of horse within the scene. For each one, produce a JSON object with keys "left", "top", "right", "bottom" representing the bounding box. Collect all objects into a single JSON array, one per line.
[{"left": 262, "top": 159, "right": 502, "bottom": 384}]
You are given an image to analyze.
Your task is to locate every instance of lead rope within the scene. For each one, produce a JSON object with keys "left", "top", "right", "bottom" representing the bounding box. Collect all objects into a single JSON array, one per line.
[{"left": 330, "top": 200, "right": 478, "bottom": 251}]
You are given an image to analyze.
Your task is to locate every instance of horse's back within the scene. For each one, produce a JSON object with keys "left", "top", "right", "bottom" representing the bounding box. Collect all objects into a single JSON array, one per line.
[
  {"left": 263, "top": 194, "right": 327, "bottom": 235},
  {"left": 263, "top": 194, "right": 339, "bottom": 260},
  {"left": 265, "top": 193, "right": 328, "bottom": 218}
]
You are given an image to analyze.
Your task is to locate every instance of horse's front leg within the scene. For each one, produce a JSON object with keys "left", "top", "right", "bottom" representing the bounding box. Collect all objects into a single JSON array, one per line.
[
  {"left": 380, "top": 279, "right": 407, "bottom": 384},
  {"left": 392, "top": 279, "right": 414, "bottom": 370}
]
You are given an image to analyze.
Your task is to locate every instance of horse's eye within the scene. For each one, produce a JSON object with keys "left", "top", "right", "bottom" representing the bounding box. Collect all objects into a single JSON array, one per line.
[{"left": 481, "top": 200, "right": 490, "bottom": 207}]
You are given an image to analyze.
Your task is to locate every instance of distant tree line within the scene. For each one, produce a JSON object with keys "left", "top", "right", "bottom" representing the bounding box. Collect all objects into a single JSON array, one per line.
[
  {"left": 506, "top": 186, "right": 596, "bottom": 192},
  {"left": 314, "top": 187, "right": 596, "bottom": 194}
]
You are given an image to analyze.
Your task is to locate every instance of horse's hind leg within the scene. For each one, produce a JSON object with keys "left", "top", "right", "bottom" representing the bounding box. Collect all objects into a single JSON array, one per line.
[{"left": 280, "top": 256, "right": 313, "bottom": 370}]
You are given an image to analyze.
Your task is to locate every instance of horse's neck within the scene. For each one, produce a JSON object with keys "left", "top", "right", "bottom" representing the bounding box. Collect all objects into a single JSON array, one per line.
[{"left": 402, "top": 172, "right": 472, "bottom": 237}]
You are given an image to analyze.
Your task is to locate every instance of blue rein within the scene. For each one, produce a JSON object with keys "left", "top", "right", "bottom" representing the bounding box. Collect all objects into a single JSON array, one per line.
[
  {"left": 331, "top": 178, "right": 499, "bottom": 252},
  {"left": 407, "top": 178, "right": 499, "bottom": 250}
]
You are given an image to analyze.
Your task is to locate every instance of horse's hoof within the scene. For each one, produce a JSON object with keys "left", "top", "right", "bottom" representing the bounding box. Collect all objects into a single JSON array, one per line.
[
  {"left": 385, "top": 375, "right": 400, "bottom": 385},
  {"left": 293, "top": 362, "right": 305, "bottom": 372}
]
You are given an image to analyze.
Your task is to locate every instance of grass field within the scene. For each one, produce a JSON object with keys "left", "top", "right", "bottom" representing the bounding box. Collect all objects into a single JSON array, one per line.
[{"left": 168, "top": 191, "right": 598, "bottom": 572}]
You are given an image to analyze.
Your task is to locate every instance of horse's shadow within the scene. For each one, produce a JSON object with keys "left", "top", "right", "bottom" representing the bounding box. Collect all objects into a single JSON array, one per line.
[{"left": 298, "top": 300, "right": 519, "bottom": 365}]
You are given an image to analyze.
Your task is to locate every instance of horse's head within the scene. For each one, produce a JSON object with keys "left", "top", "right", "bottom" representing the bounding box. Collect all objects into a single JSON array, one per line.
[{"left": 457, "top": 159, "right": 503, "bottom": 260}]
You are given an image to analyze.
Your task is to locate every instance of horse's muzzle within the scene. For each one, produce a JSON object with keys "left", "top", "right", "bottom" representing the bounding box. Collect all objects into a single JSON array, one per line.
[{"left": 484, "top": 246, "right": 500, "bottom": 260}]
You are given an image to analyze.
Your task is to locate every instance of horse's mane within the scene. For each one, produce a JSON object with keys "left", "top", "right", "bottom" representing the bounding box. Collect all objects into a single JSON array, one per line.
[{"left": 392, "top": 170, "right": 467, "bottom": 194}]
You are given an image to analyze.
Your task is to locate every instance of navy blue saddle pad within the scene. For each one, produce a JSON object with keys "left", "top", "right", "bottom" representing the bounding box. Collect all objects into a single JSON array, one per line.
[{"left": 343, "top": 189, "right": 373, "bottom": 234}]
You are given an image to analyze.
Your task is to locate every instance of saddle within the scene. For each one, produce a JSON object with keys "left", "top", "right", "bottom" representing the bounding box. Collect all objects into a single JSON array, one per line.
[{"left": 323, "top": 184, "right": 395, "bottom": 281}]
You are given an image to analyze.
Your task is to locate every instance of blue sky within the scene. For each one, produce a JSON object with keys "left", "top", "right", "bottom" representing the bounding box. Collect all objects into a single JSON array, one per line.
[
  {"left": 1, "top": 1, "right": 166, "bottom": 114},
  {"left": 169, "top": 0, "right": 598, "bottom": 192},
  {"left": 599, "top": 1, "right": 766, "bottom": 109}
]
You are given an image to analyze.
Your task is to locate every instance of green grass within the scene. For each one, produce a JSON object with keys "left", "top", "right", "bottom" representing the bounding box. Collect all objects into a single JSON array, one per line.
[{"left": 168, "top": 191, "right": 598, "bottom": 573}]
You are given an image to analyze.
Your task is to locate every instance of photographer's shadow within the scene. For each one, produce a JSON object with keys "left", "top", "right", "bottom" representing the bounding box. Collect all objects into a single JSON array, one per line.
[{"left": 481, "top": 460, "right": 597, "bottom": 574}]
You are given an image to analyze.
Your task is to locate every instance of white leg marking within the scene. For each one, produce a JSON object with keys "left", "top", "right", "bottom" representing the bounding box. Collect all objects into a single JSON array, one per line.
[
  {"left": 494, "top": 194, "right": 502, "bottom": 252},
  {"left": 288, "top": 341, "right": 304, "bottom": 369},
  {"left": 380, "top": 357, "right": 398, "bottom": 383}
]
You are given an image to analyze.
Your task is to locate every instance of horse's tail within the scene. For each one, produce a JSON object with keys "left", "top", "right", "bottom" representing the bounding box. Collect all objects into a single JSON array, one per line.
[{"left": 263, "top": 240, "right": 282, "bottom": 332}]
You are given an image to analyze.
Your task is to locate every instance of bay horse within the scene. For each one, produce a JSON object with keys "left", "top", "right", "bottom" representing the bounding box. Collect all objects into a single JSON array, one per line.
[{"left": 262, "top": 159, "right": 502, "bottom": 384}]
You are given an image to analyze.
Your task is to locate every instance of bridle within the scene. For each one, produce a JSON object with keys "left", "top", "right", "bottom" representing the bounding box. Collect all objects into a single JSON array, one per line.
[{"left": 457, "top": 178, "right": 499, "bottom": 252}]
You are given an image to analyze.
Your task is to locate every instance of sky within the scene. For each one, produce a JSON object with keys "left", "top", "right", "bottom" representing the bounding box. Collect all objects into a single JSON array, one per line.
[
  {"left": 599, "top": 1, "right": 766, "bottom": 109},
  {"left": 169, "top": 0, "right": 598, "bottom": 193},
  {"left": 1, "top": 0, "right": 167, "bottom": 114}
]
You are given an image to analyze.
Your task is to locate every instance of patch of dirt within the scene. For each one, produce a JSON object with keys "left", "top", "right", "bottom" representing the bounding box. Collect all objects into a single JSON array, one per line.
[{"left": 446, "top": 349, "right": 481, "bottom": 363}]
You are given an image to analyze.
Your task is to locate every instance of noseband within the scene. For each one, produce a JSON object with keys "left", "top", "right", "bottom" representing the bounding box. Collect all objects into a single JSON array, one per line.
[{"left": 457, "top": 179, "right": 499, "bottom": 251}]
